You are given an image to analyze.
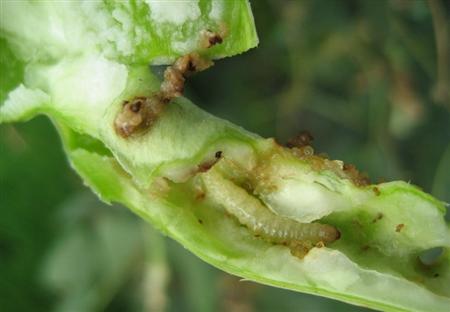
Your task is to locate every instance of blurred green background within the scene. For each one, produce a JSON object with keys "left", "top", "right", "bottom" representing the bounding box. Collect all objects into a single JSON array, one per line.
[{"left": 1, "top": 0, "right": 449, "bottom": 311}]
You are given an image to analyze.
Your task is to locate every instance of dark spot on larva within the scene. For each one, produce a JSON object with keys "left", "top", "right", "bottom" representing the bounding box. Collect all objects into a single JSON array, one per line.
[
  {"left": 361, "top": 245, "right": 370, "bottom": 251},
  {"left": 372, "top": 212, "right": 383, "bottom": 223},
  {"left": 198, "top": 219, "right": 203, "bottom": 224},
  {"left": 434, "top": 273, "right": 440, "bottom": 278},
  {"left": 215, "top": 151, "right": 223, "bottom": 158},
  {"left": 254, "top": 234, "right": 261, "bottom": 238},
  {"left": 373, "top": 186, "right": 381, "bottom": 196},
  {"left": 396, "top": 224, "right": 405, "bottom": 232}
]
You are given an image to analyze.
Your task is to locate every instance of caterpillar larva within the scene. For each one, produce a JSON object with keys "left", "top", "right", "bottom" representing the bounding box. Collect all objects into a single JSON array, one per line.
[
  {"left": 114, "top": 53, "right": 213, "bottom": 137},
  {"left": 201, "top": 167, "right": 340, "bottom": 257},
  {"left": 114, "top": 29, "right": 224, "bottom": 138}
]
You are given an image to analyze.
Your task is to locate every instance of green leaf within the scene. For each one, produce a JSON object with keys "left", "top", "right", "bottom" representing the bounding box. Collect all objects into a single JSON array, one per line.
[
  {"left": 1, "top": 1, "right": 449, "bottom": 311},
  {"left": 0, "top": 0, "right": 258, "bottom": 64}
]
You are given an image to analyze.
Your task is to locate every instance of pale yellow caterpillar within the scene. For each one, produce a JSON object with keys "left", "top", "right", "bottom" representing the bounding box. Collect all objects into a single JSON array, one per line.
[{"left": 201, "top": 166, "right": 340, "bottom": 257}]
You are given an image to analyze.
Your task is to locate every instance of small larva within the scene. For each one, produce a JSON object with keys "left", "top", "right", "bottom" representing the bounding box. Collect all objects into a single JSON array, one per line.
[
  {"left": 114, "top": 28, "right": 225, "bottom": 138},
  {"left": 201, "top": 168, "right": 340, "bottom": 256},
  {"left": 114, "top": 53, "right": 213, "bottom": 138}
]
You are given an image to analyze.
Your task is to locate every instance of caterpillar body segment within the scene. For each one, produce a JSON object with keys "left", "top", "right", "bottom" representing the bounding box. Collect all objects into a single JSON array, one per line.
[{"left": 201, "top": 167, "right": 340, "bottom": 257}]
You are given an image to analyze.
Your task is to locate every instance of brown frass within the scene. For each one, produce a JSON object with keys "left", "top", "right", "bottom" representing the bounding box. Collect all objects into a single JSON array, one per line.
[{"left": 114, "top": 29, "right": 225, "bottom": 138}]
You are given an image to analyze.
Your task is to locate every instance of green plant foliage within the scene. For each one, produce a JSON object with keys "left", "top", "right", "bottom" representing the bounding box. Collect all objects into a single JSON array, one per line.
[{"left": 1, "top": 1, "right": 449, "bottom": 312}]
